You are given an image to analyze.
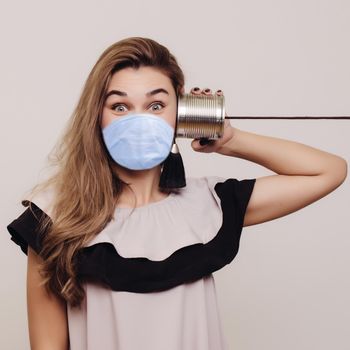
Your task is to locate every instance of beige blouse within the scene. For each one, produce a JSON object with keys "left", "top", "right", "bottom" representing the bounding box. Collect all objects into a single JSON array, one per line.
[{"left": 7, "top": 175, "right": 256, "bottom": 350}]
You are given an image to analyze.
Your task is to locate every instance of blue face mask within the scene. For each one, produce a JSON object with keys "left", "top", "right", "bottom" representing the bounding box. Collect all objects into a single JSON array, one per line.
[{"left": 102, "top": 113, "right": 175, "bottom": 170}]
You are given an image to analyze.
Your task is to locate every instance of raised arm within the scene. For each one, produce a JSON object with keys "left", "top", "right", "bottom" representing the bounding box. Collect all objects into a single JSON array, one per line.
[
  {"left": 27, "top": 247, "right": 69, "bottom": 350},
  {"left": 217, "top": 127, "right": 348, "bottom": 227}
]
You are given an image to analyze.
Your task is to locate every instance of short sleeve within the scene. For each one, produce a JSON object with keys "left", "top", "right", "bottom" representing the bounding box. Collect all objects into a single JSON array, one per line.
[
  {"left": 6, "top": 204, "right": 51, "bottom": 256},
  {"left": 205, "top": 175, "right": 256, "bottom": 230},
  {"left": 6, "top": 188, "right": 54, "bottom": 256}
]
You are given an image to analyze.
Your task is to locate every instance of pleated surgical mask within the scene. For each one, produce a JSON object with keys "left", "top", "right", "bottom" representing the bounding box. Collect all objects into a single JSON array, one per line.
[{"left": 102, "top": 113, "right": 175, "bottom": 170}]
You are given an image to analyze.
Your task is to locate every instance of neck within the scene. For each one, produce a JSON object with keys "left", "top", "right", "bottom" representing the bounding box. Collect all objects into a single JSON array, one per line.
[{"left": 112, "top": 164, "right": 170, "bottom": 207}]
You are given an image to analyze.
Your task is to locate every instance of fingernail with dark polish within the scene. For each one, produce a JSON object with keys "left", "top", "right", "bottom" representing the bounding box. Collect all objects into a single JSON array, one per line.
[
  {"left": 199, "top": 138, "right": 210, "bottom": 146},
  {"left": 193, "top": 87, "right": 200, "bottom": 91}
]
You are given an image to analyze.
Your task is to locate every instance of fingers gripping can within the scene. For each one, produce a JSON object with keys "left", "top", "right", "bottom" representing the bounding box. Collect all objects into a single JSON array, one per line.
[{"left": 176, "top": 93, "right": 226, "bottom": 139}]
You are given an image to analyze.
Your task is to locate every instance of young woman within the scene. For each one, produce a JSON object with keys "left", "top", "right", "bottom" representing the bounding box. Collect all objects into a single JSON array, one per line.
[{"left": 7, "top": 37, "right": 347, "bottom": 350}]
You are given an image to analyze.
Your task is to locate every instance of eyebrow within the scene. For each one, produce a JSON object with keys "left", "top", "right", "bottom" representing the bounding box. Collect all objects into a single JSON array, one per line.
[{"left": 104, "top": 88, "right": 169, "bottom": 100}]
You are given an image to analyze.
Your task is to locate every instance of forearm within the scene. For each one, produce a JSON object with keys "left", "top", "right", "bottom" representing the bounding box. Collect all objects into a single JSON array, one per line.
[{"left": 218, "top": 127, "right": 347, "bottom": 178}]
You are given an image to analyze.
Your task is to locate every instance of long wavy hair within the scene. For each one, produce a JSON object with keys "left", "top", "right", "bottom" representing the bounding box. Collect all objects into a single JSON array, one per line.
[{"left": 23, "top": 37, "right": 185, "bottom": 309}]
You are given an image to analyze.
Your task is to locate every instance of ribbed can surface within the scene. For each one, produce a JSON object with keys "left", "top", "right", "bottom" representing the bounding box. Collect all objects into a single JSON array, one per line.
[{"left": 176, "top": 93, "right": 225, "bottom": 139}]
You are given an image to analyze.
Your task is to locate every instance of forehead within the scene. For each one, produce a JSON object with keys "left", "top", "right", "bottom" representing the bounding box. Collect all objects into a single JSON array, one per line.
[{"left": 107, "top": 66, "right": 173, "bottom": 92}]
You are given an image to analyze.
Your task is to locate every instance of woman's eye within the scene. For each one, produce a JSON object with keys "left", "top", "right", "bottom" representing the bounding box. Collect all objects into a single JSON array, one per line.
[
  {"left": 112, "top": 104, "right": 127, "bottom": 112},
  {"left": 151, "top": 102, "right": 165, "bottom": 111}
]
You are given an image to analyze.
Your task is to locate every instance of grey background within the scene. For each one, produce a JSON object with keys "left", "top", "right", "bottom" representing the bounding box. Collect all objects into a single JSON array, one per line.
[{"left": 1, "top": 0, "right": 349, "bottom": 349}]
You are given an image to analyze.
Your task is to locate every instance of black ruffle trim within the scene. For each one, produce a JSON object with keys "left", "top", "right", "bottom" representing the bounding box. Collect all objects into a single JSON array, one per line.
[
  {"left": 7, "top": 202, "right": 48, "bottom": 255},
  {"left": 7, "top": 178, "right": 256, "bottom": 293}
]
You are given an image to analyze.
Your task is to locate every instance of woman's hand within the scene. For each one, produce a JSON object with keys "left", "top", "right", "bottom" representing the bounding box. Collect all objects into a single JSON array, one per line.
[{"left": 189, "top": 87, "right": 235, "bottom": 153}]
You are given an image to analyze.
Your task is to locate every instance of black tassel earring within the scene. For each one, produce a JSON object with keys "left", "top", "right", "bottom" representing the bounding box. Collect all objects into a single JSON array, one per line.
[{"left": 159, "top": 140, "right": 186, "bottom": 189}]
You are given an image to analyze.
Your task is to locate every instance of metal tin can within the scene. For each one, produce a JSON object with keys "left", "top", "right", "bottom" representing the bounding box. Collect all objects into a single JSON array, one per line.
[{"left": 176, "top": 93, "right": 225, "bottom": 139}]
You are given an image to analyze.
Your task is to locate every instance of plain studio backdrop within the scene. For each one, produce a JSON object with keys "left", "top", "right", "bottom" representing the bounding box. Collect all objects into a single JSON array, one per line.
[{"left": 1, "top": 0, "right": 349, "bottom": 349}]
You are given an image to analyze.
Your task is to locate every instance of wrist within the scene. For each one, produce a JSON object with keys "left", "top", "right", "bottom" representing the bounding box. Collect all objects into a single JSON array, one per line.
[{"left": 217, "top": 127, "right": 240, "bottom": 156}]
